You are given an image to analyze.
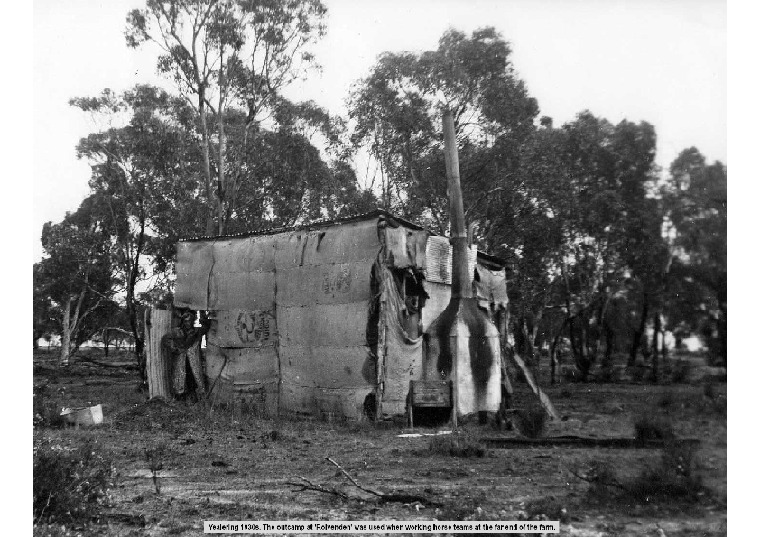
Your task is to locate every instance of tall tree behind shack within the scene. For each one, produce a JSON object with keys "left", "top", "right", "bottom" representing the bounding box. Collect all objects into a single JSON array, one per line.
[
  {"left": 71, "top": 85, "right": 206, "bottom": 379},
  {"left": 126, "top": 0, "right": 328, "bottom": 235},
  {"left": 664, "top": 148, "right": 727, "bottom": 365},
  {"left": 38, "top": 197, "right": 120, "bottom": 366},
  {"left": 349, "top": 27, "right": 681, "bottom": 378},
  {"left": 349, "top": 27, "right": 538, "bottom": 223}
]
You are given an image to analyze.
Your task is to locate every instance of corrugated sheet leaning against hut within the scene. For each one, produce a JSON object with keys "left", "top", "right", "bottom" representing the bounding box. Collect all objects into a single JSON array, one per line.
[{"left": 174, "top": 209, "right": 510, "bottom": 420}]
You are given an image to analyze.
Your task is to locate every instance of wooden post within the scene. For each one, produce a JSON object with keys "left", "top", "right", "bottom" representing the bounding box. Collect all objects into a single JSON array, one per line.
[{"left": 145, "top": 307, "right": 173, "bottom": 399}]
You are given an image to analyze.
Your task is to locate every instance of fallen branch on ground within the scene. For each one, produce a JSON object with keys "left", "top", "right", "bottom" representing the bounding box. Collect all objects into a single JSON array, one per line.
[
  {"left": 287, "top": 458, "right": 441, "bottom": 507},
  {"left": 327, "top": 457, "right": 441, "bottom": 506},
  {"left": 286, "top": 476, "right": 349, "bottom": 500}
]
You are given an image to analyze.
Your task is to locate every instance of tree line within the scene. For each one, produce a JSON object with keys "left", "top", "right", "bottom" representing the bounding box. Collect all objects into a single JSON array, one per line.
[{"left": 33, "top": 1, "right": 726, "bottom": 379}]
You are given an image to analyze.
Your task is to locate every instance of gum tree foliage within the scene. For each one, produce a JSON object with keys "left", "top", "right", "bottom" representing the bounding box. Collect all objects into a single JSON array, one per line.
[
  {"left": 69, "top": 83, "right": 373, "bottom": 377},
  {"left": 349, "top": 27, "right": 538, "bottom": 223},
  {"left": 37, "top": 197, "right": 119, "bottom": 366},
  {"left": 350, "top": 28, "right": 667, "bottom": 376},
  {"left": 126, "top": 0, "right": 328, "bottom": 235},
  {"left": 33, "top": 263, "right": 59, "bottom": 350},
  {"left": 224, "top": 103, "right": 379, "bottom": 232},
  {"left": 72, "top": 85, "right": 204, "bottom": 377},
  {"left": 496, "top": 112, "right": 662, "bottom": 378},
  {"left": 664, "top": 148, "right": 727, "bottom": 364}
]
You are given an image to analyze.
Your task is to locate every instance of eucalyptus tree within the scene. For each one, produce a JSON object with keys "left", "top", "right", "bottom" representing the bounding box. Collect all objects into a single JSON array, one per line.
[
  {"left": 72, "top": 85, "right": 204, "bottom": 373},
  {"left": 664, "top": 148, "right": 727, "bottom": 364},
  {"left": 126, "top": 0, "right": 328, "bottom": 234},
  {"left": 349, "top": 27, "right": 668, "bottom": 379},
  {"left": 33, "top": 263, "right": 59, "bottom": 351},
  {"left": 349, "top": 27, "right": 538, "bottom": 223},
  {"left": 38, "top": 197, "right": 118, "bottom": 366}
]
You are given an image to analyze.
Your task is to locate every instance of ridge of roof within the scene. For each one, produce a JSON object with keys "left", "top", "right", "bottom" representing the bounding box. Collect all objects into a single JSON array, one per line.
[
  {"left": 178, "top": 208, "right": 506, "bottom": 267},
  {"left": 178, "top": 208, "right": 424, "bottom": 242}
]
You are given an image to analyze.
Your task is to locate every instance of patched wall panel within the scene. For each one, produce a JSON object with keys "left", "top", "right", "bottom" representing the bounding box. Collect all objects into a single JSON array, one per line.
[
  {"left": 279, "top": 345, "right": 375, "bottom": 389},
  {"left": 278, "top": 303, "right": 368, "bottom": 347},
  {"left": 273, "top": 219, "right": 380, "bottom": 269},
  {"left": 383, "top": 227, "right": 429, "bottom": 269},
  {"left": 175, "top": 241, "right": 215, "bottom": 310},
  {"left": 276, "top": 261, "right": 374, "bottom": 308},
  {"left": 207, "top": 310, "right": 278, "bottom": 348},
  {"left": 278, "top": 385, "right": 367, "bottom": 419},
  {"left": 208, "top": 271, "right": 276, "bottom": 311},
  {"left": 211, "top": 237, "right": 276, "bottom": 274}
]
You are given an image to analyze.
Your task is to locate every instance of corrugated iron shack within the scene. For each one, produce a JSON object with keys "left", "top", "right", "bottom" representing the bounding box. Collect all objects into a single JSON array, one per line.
[{"left": 173, "top": 210, "right": 509, "bottom": 420}]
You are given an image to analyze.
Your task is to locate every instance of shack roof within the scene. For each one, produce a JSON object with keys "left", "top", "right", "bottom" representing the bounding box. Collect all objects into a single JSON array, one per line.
[{"left": 178, "top": 208, "right": 506, "bottom": 269}]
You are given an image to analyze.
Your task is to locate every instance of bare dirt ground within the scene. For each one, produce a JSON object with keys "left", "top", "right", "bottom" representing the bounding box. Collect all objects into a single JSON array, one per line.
[{"left": 33, "top": 350, "right": 727, "bottom": 536}]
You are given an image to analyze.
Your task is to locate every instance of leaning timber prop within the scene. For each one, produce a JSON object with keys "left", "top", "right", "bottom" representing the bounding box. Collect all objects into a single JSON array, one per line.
[{"left": 509, "top": 349, "right": 560, "bottom": 420}]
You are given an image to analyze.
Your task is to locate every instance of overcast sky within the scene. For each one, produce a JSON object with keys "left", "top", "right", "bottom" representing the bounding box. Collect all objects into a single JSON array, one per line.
[{"left": 33, "top": 0, "right": 727, "bottom": 260}]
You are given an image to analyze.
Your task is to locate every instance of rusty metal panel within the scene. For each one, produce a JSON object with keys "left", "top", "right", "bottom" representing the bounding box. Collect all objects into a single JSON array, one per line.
[
  {"left": 278, "top": 384, "right": 367, "bottom": 419},
  {"left": 223, "top": 346, "right": 279, "bottom": 385},
  {"left": 207, "top": 310, "right": 277, "bottom": 348},
  {"left": 205, "top": 344, "right": 278, "bottom": 389},
  {"left": 211, "top": 236, "right": 276, "bottom": 274},
  {"left": 276, "top": 261, "right": 373, "bottom": 307},
  {"left": 279, "top": 345, "right": 375, "bottom": 389},
  {"left": 273, "top": 219, "right": 381, "bottom": 269},
  {"left": 303, "top": 219, "right": 381, "bottom": 265},
  {"left": 383, "top": 226, "right": 429, "bottom": 269},
  {"left": 175, "top": 241, "right": 215, "bottom": 310},
  {"left": 424, "top": 235, "right": 477, "bottom": 285},
  {"left": 205, "top": 343, "right": 278, "bottom": 416},
  {"left": 278, "top": 303, "right": 368, "bottom": 347},
  {"left": 208, "top": 271, "right": 276, "bottom": 311}
]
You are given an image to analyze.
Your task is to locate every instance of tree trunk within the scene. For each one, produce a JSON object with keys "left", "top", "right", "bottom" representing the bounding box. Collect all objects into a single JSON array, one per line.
[
  {"left": 550, "top": 316, "right": 571, "bottom": 385},
  {"left": 103, "top": 329, "right": 110, "bottom": 358},
  {"left": 60, "top": 297, "right": 73, "bottom": 366},
  {"left": 531, "top": 311, "right": 543, "bottom": 369},
  {"left": 603, "top": 321, "right": 614, "bottom": 368},
  {"left": 567, "top": 315, "right": 590, "bottom": 381},
  {"left": 217, "top": 58, "right": 227, "bottom": 236},
  {"left": 198, "top": 88, "right": 216, "bottom": 236},
  {"left": 651, "top": 311, "right": 661, "bottom": 382},
  {"left": 520, "top": 318, "right": 535, "bottom": 366},
  {"left": 126, "top": 213, "right": 147, "bottom": 383},
  {"left": 628, "top": 294, "right": 649, "bottom": 366}
]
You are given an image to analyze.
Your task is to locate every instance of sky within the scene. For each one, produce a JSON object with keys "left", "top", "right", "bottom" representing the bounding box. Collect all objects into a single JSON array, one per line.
[{"left": 32, "top": 0, "right": 727, "bottom": 261}]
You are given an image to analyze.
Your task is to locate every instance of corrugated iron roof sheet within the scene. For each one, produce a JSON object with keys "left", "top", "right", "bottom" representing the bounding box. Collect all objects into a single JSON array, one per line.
[
  {"left": 179, "top": 209, "right": 424, "bottom": 242},
  {"left": 179, "top": 208, "right": 506, "bottom": 267}
]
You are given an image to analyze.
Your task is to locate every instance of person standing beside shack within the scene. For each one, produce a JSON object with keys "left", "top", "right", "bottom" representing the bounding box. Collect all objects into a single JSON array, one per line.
[{"left": 162, "top": 309, "right": 210, "bottom": 400}]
